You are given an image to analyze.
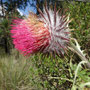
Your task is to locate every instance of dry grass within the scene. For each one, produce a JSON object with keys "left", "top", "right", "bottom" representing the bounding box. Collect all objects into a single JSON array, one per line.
[{"left": 0, "top": 49, "right": 43, "bottom": 90}]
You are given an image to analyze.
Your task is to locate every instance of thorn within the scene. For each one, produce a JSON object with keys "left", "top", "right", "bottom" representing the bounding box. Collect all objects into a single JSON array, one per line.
[
  {"left": 44, "top": 2, "right": 51, "bottom": 24},
  {"left": 54, "top": 3, "right": 56, "bottom": 27}
]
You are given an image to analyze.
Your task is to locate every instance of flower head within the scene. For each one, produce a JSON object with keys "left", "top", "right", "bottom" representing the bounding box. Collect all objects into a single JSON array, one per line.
[{"left": 11, "top": 5, "right": 70, "bottom": 56}]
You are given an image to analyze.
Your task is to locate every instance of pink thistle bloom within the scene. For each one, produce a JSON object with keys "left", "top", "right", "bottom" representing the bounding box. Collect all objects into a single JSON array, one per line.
[{"left": 11, "top": 5, "right": 71, "bottom": 56}]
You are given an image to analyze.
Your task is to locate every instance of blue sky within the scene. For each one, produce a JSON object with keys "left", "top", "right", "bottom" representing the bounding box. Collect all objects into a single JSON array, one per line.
[
  {"left": 3, "top": 0, "right": 37, "bottom": 15},
  {"left": 20, "top": 0, "right": 37, "bottom": 16}
]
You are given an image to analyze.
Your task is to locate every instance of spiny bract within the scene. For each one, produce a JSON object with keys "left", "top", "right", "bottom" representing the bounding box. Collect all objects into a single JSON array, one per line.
[{"left": 11, "top": 5, "right": 71, "bottom": 56}]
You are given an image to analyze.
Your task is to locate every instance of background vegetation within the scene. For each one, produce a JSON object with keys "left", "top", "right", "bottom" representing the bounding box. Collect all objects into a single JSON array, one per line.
[{"left": 0, "top": 0, "right": 90, "bottom": 90}]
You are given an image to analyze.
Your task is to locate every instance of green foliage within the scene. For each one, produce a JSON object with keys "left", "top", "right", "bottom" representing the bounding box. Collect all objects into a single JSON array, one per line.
[
  {"left": 33, "top": 54, "right": 68, "bottom": 81},
  {"left": 0, "top": 19, "right": 13, "bottom": 54},
  {"left": 31, "top": 53, "right": 90, "bottom": 89},
  {"left": 0, "top": 19, "right": 10, "bottom": 37},
  {"left": 70, "top": 61, "right": 90, "bottom": 90},
  {"left": 67, "top": 2, "right": 90, "bottom": 56}
]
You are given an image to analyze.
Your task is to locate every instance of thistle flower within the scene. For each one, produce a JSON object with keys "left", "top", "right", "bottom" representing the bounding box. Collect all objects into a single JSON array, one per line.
[{"left": 11, "top": 4, "right": 71, "bottom": 56}]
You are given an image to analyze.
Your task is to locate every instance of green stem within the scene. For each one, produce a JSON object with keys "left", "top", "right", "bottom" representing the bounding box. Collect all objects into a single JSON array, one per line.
[
  {"left": 48, "top": 76, "right": 73, "bottom": 83},
  {"left": 69, "top": 38, "right": 90, "bottom": 68}
]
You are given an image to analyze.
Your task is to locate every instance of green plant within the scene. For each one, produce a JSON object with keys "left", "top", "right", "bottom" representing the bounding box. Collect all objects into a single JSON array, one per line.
[
  {"left": 68, "top": 2, "right": 90, "bottom": 56},
  {"left": 0, "top": 51, "right": 43, "bottom": 90}
]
